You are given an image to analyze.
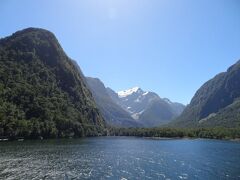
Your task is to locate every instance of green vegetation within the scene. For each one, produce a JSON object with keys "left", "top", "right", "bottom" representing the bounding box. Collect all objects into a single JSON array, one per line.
[
  {"left": 0, "top": 28, "right": 105, "bottom": 139},
  {"left": 108, "top": 127, "right": 240, "bottom": 140},
  {"left": 199, "top": 99, "right": 240, "bottom": 128},
  {"left": 172, "top": 60, "right": 240, "bottom": 128},
  {"left": 1, "top": 28, "right": 239, "bottom": 141}
]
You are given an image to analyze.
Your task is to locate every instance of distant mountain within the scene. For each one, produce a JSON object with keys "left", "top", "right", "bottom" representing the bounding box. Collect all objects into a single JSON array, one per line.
[
  {"left": 109, "top": 87, "right": 185, "bottom": 127},
  {"left": 171, "top": 60, "right": 240, "bottom": 128},
  {"left": 86, "top": 77, "right": 140, "bottom": 127},
  {"left": 0, "top": 28, "right": 105, "bottom": 138}
]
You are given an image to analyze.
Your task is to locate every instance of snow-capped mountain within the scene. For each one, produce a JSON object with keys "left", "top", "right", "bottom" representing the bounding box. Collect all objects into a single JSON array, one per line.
[
  {"left": 108, "top": 87, "right": 186, "bottom": 127},
  {"left": 117, "top": 87, "right": 158, "bottom": 118},
  {"left": 85, "top": 78, "right": 140, "bottom": 127},
  {"left": 118, "top": 87, "right": 143, "bottom": 98}
]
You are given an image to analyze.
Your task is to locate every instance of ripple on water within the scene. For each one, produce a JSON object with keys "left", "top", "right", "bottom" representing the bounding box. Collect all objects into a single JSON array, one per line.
[
  {"left": 178, "top": 173, "right": 189, "bottom": 180},
  {"left": 0, "top": 138, "right": 240, "bottom": 179}
]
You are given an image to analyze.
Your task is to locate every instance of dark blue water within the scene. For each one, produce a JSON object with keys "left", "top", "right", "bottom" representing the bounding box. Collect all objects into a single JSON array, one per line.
[{"left": 0, "top": 137, "right": 240, "bottom": 179}]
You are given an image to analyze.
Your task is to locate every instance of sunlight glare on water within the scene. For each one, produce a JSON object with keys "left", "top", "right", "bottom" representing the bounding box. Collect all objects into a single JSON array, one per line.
[{"left": 0, "top": 137, "right": 240, "bottom": 179}]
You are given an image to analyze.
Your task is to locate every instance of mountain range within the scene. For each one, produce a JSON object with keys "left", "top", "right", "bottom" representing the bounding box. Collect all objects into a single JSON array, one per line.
[
  {"left": 86, "top": 77, "right": 139, "bottom": 127},
  {"left": 113, "top": 87, "right": 186, "bottom": 127},
  {"left": 86, "top": 77, "right": 185, "bottom": 127},
  {"left": 0, "top": 27, "right": 240, "bottom": 139}
]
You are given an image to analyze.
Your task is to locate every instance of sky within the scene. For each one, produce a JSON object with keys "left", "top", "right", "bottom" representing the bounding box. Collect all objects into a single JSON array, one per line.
[{"left": 1, "top": 0, "right": 240, "bottom": 105}]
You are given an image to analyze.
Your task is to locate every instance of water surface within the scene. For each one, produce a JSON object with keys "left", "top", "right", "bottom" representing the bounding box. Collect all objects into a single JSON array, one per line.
[{"left": 0, "top": 137, "right": 240, "bottom": 179}]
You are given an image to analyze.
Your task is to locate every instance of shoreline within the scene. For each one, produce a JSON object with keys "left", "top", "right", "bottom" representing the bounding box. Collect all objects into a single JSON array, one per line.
[
  {"left": 1, "top": 136, "right": 240, "bottom": 142},
  {"left": 142, "top": 136, "right": 240, "bottom": 141}
]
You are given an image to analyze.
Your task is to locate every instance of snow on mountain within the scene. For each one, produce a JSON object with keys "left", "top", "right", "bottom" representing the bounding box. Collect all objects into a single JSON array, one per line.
[
  {"left": 112, "top": 87, "right": 185, "bottom": 126},
  {"left": 163, "top": 98, "right": 172, "bottom": 104},
  {"left": 86, "top": 78, "right": 141, "bottom": 127},
  {"left": 117, "top": 87, "right": 162, "bottom": 119},
  {"left": 143, "top": 92, "right": 149, "bottom": 96},
  {"left": 118, "top": 87, "right": 142, "bottom": 98},
  {"left": 107, "top": 86, "right": 185, "bottom": 127}
]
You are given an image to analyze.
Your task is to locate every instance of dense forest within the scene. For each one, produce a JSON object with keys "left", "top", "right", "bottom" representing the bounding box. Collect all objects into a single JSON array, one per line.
[
  {"left": 108, "top": 127, "right": 240, "bottom": 140},
  {"left": 0, "top": 28, "right": 105, "bottom": 139}
]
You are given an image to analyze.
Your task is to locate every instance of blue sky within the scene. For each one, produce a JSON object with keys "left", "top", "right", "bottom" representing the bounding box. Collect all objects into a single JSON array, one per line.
[{"left": 1, "top": 0, "right": 240, "bottom": 104}]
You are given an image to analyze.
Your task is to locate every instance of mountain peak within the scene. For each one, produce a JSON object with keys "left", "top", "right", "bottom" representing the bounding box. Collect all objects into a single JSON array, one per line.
[
  {"left": 0, "top": 27, "right": 67, "bottom": 68},
  {"left": 2, "top": 27, "right": 58, "bottom": 44},
  {"left": 0, "top": 28, "right": 105, "bottom": 138},
  {"left": 118, "top": 87, "right": 142, "bottom": 98},
  {"left": 113, "top": 86, "right": 185, "bottom": 127},
  {"left": 11, "top": 27, "right": 55, "bottom": 37}
]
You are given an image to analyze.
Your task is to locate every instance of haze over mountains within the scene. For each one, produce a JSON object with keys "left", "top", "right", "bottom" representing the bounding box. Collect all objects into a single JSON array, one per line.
[
  {"left": 86, "top": 77, "right": 185, "bottom": 127},
  {"left": 82, "top": 59, "right": 240, "bottom": 129},
  {"left": 109, "top": 86, "right": 185, "bottom": 127},
  {"left": 86, "top": 77, "right": 139, "bottom": 127},
  {"left": 0, "top": 28, "right": 240, "bottom": 140}
]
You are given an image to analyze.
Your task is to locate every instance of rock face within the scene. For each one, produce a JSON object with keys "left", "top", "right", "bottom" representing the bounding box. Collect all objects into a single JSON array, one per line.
[
  {"left": 86, "top": 77, "right": 140, "bottom": 127},
  {"left": 108, "top": 87, "right": 185, "bottom": 127},
  {"left": 172, "top": 60, "right": 240, "bottom": 128},
  {"left": 0, "top": 28, "right": 105, "bottom": 138}
]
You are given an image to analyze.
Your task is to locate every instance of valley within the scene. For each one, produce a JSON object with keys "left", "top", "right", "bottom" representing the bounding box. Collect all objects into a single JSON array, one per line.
[{"left": 0, "top": 28, "right": 240, "bottom": 140}]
